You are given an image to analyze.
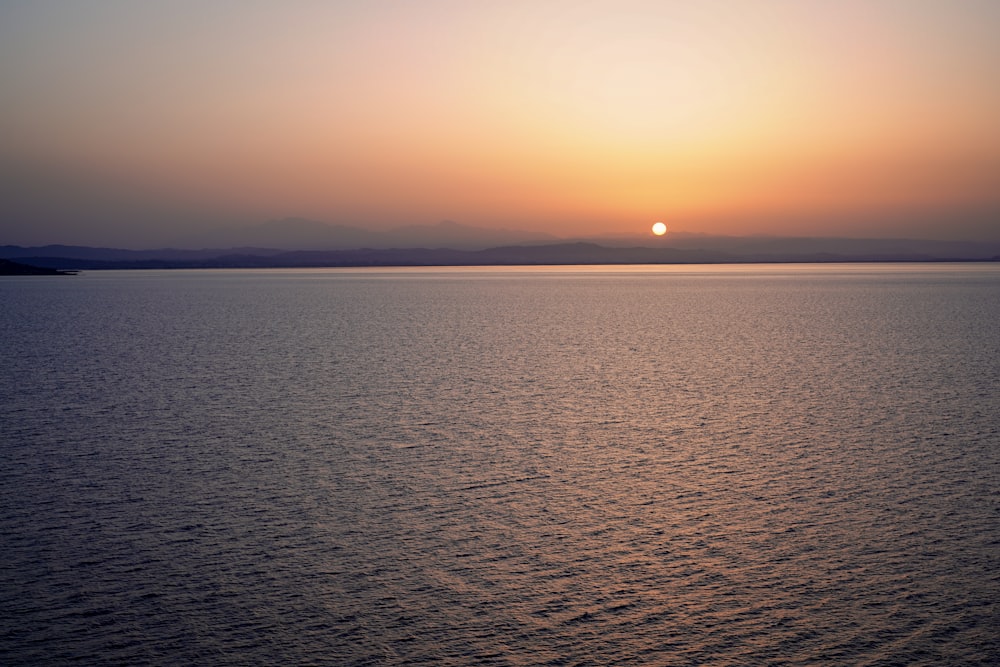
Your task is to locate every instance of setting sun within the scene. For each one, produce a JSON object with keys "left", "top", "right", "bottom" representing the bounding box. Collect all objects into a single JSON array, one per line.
[
  {"left": 652, "top": 222, "right": 667, "bottom": 236},
  {"left": 1, "top": 1, "right": 999, "bottom": 247}
]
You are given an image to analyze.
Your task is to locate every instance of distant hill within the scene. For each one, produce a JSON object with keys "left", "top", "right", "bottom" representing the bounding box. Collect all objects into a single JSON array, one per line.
[
  {"left": 0, "top": 244, "right": 286, "bottom": 262},
  {"left": 638, "top": 233, "right": 1000, "bottom": 261},
  {"left": 188, "top": 218, "right": 557, "bottom": 251},
  {"left": 2, "top": 235, "right": 998, "bottom": 271},
  {"left": 568, "top": 232, "right": 1000, "bottom": 258},
  {"left": 386, "top": 219, "right": 557, "bottom": 249}
]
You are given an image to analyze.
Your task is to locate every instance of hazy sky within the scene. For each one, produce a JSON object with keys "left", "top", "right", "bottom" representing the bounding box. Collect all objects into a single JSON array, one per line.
[{"left": 2, "top": 0, "right": 999, "bottom": 247}]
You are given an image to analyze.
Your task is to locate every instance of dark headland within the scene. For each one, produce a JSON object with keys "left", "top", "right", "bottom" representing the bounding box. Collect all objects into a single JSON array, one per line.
[{"left": 0, "top": 258, "right": 76, "bottom": 275}]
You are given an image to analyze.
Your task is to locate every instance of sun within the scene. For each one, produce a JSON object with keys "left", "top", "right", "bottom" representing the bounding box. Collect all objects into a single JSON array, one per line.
[{"left": 651, "top": 222, "right": 667, "bottom": 236}]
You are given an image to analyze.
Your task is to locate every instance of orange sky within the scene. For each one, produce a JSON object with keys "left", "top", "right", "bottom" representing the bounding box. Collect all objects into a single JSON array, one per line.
[{"left": 1, "top": 0, "right": 999, "bottom": 246}]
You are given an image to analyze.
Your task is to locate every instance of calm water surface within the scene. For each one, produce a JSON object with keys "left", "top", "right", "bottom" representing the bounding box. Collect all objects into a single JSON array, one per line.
[{"left": 1, "top": 264, "right": 998, "bottom": 665}]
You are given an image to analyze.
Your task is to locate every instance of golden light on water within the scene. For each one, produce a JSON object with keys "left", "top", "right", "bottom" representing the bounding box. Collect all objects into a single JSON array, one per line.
[{"left": 652, "top": 222, "right": 667, "bottom": 236}]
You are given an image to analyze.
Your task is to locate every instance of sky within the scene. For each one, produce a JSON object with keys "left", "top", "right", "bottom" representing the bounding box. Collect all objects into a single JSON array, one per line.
[{"left": 2, "top": 0, "right": 999, "bottom": 247}]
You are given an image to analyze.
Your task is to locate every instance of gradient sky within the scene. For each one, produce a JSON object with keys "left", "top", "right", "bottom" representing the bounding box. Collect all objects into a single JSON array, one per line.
[{"left": 2, "top": 0, "right": 999, "bottom": 247}]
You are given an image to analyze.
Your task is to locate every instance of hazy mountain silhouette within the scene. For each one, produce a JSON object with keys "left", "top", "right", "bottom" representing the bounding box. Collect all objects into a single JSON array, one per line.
[
  {"left": 635, "top": 233, "right": 1000, "bottom": 260},
  {"left": 0, "top": 244, "right": 287, "bottom": 262},
  {"left": 3, "top": 234, "right": 998, "bottom": 270},
  {"left": 189, "top": 218, "right": 556, "bottom": 250},
  {"left": 388, "top": 219, "right": 558, "bottom": 248},
  {"left": 191, "top": 218, "right": 380, "bottom": 250}
]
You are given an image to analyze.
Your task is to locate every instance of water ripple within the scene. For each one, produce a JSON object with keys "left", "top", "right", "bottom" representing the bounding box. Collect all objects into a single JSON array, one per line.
[{"left": 1, "top": 266, "right": 998, "bottom": 665}]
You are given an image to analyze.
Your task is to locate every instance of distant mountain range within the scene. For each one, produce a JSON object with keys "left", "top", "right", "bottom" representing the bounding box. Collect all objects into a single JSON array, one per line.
[
  {"left": 6, "top": 217, "right": 1000, "bottom": 270},
  {"left": 4, "top": 217, "right": 1000, "bottom": 269},
  {"left": 3, "top": 235, "right": 999, "bottom": 271},
  {"left": 630, "top": 233, "right": 1000, "bottom": 260},
  {"left": 187, "top": 218, "right": 559, "bottom": 251}
]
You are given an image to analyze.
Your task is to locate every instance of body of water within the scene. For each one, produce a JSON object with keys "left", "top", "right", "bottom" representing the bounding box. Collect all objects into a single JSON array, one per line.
[{"left": 1, "top": 264, "right": 998, "bottom": 665}]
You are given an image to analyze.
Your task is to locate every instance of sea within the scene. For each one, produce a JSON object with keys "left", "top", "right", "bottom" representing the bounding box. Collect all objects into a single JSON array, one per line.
[{"left": 1, "top": 263, "right": 998, "bottom": 666}]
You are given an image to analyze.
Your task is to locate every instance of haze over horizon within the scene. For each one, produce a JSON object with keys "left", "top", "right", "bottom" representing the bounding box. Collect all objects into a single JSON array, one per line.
[{"left": 2, "top": 1, "right": 999, "bottom": 248}]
